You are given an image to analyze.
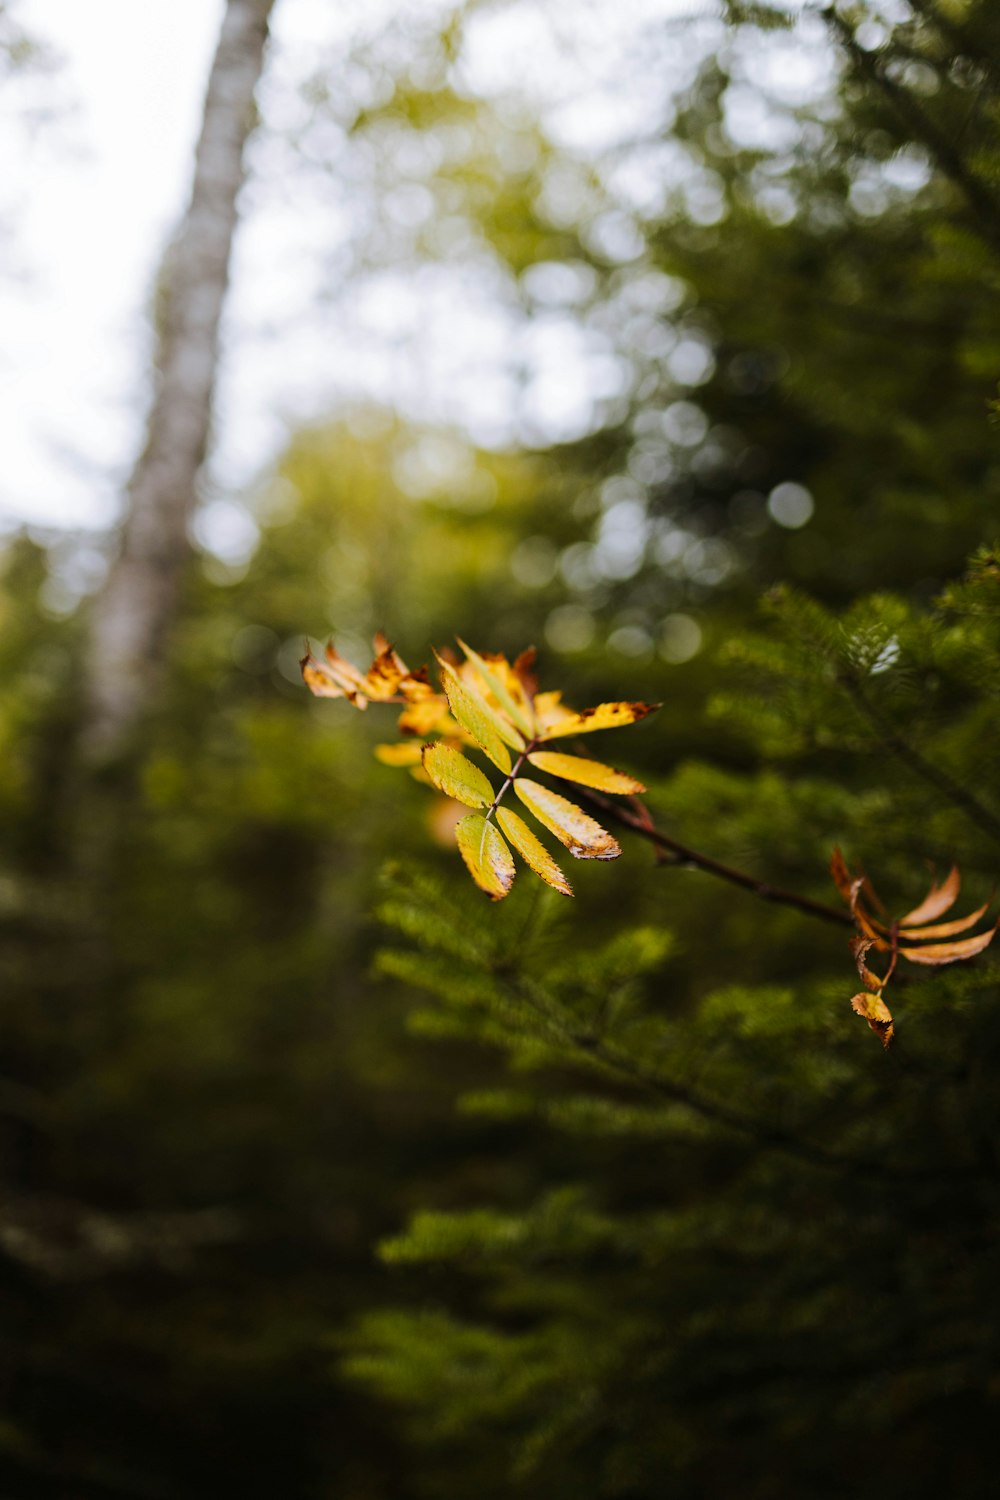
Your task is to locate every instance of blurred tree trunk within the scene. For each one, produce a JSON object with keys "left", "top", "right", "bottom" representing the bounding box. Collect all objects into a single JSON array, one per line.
[{"left": 83, "top": 0, "right": 277, "bottom": 760}]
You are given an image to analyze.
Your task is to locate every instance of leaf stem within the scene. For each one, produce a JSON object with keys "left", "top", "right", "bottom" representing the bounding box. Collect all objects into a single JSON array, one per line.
[{"left": 484, "top": 738, "right": 538, "bottom": 822}]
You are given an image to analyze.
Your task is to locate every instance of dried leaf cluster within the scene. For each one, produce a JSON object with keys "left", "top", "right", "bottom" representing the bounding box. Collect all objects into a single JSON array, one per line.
[
  {"left": 302, "top": 634, "right": 658, "bottom": 900},
  {"left": 831, "top": 848, "right": 998, "bottom": 1048}
]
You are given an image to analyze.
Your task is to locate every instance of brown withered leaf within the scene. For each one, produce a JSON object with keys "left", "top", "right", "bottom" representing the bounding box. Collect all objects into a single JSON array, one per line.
[
  {"left": 850, "top": 935, "right": 887, "bottom": 994},
  {"left": 834, "top": 851, "right": 998, "bottom": 1045},
  {"left": 362, "top": 641, "right": 411, "bottom": 700},
  {"left": 395, "top": 663, "right": 434, "bottom": 696},
  {"left": 899, "top": 921, "right": 1000, "bottom": 966},
  {"left": 852, "top": 904, "right": 892, "bottom": 952},
  {"left": 894, "top": 868, "right": 996, "bottom": 963},
  {"left": 301, "top": 653, "right": 361, "bottom": 702},
  {"left": 901, "top": 899, "right": 993, "bottom": 941},
  {"left": 850, "top": 992, "right": 894, "bottom": 1049},
  {"left": 830, "top": 846, "right": 854, "bottom": 903},
  {"left": 627, "top": 794, "right": 672, "bottom": 867},
  {"left": 830, "top": 846, "right": 884, "bottom": 916},
  {"left": 512, "top": 647, "right": 538, "bottom": 702},
  {"left": 900, "top": 866, "right": 961, "bottom": 926}
]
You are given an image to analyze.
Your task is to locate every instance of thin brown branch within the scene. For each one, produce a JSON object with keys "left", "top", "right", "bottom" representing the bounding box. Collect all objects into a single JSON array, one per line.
[{"left": 572, "top": 785, "right": 854, "bottom": 929}]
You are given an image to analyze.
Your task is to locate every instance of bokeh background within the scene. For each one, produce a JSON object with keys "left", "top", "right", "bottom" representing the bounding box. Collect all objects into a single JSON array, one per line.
[{"left": 2, "top": 0, "right": 1000, "bottom": 1494}]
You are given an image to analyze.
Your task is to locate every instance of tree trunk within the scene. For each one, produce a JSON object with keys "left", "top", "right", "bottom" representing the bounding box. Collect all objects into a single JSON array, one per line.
[{"left": 83, "top": 0, "right": 277, "bottom": 760}]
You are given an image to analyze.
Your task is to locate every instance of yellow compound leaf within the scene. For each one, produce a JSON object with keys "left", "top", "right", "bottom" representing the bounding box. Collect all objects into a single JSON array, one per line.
[
  {"left": 527, "top": 750, "right": 646, "bottom": 795},
  {"left": 496, "top": 808, "right": 573, "bottom": 896},
  {"left": 457, "top": 639, "right": 535, "bottom": 738},
  {"left": 513, "top": 779, "right": 621, "bottom": 860},
  {"left": 455, "top": 814, "right": 515, "bottom": 900},
  {"left": 436, "top": 656, "right": 520, "bottom": 769},
  {"left": 302, "top": 634, "right": 432, "bottom": 710},
  {"left": 422, "top": 744, "right": 495, "bottom": 809},
  {"left": 850, "top": 992, "right": 894, "bottom": 1049},
  {"left": 374, "top": 742, "right": 425, "bottom": 767},
  {"left": 536, "top": 700, "right": 659, "bottom": 740},
  {"left": 533, "top": 690, "right": 565, "bottom": 728},
  {"left": 397, "top": 696, "right": 452, "bottom": 737}
]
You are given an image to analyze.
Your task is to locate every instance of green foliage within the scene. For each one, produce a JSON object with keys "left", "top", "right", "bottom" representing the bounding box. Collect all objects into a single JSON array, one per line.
[
  {"left": 350, "top": 556, "right": 1000, "bottom": 1491},
  {"left": 0, "top": 420, "right": 596, "bottom": 1496},
  {"left": 6, "top": 1, "right": 1000, "bottom": 1495}
]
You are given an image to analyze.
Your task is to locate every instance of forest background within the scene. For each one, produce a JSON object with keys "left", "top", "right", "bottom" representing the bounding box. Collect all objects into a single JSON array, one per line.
[{"left": 2, "top": 0, "right": 1000, "bottom": 1496}]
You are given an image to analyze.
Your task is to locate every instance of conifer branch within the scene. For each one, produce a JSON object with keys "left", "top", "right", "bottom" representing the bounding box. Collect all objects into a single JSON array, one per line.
[
  {"left": 822, "top": 6, "right": 1000, "bottom": 255},
  {"left": 903, "top": 0, "right": 991, "bottom": 70},
  {"left": 502, "top": 970, "right": 937, "bottom": 1183},
  {"left": 841, "top": 672, "right": 1000, "bottom": 848}
]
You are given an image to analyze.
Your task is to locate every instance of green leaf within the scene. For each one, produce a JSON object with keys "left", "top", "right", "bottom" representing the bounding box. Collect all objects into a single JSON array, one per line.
[
  {"left": 455, "top": 814, "right": 516, "bottom": 899},
  {"left": 456, "top": 639, "right": 535, "bottom": 738},
  {"left": 436, "top": 656, "right": 519, "bottom": 769},
  {"left": 422, "top": 744, "right": 495, "bottom": 809}
]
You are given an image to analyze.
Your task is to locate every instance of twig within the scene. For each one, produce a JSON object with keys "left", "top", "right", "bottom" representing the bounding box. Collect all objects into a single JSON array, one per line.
[{"left": 572, "top": 785, "right": 854, "bottom": 929}]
